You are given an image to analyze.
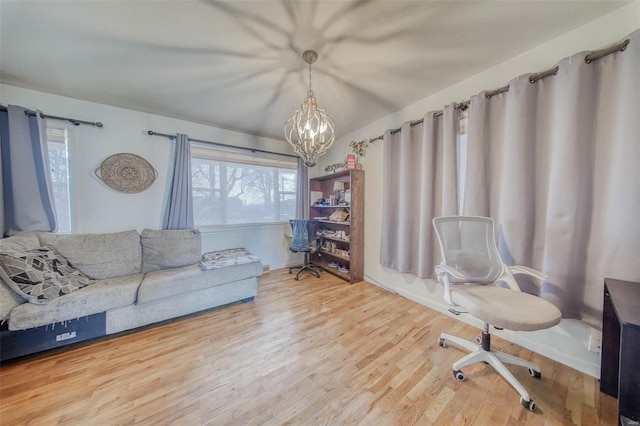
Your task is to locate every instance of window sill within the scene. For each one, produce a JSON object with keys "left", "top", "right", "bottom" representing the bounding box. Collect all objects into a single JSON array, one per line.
[{"left": 197, "top": 221, "right": 290, "bottom": 234}]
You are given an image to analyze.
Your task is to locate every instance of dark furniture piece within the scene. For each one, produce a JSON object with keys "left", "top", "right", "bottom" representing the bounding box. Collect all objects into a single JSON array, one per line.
[
  {"left": 309, "top": 170, "right": 364, "bottom": 283},
  {"left": 600, "top": 278, "right": 640, "bottom": 425},
  {"left": 1, "top": 313, "right": 106, "bottom": 361}
]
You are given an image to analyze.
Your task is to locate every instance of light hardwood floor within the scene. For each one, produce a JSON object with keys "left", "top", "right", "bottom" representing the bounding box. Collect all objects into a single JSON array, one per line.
[{"left": 0, "top": 269, "right": 616, "bottom": 425}]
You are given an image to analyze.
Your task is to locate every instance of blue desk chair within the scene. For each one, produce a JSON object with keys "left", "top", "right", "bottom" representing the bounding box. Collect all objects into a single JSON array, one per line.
[{"left": 289, "top": 219, "right": 320, "bottom": 281}]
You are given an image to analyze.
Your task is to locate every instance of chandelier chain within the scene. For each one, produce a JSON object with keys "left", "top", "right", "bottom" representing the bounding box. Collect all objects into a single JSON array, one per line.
[{"left": 308, "top": 61, "right": 313, "bottom": 96}]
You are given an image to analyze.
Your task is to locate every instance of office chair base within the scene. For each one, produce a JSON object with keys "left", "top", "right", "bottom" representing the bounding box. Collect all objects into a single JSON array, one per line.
[
  {"left": 289, "top": 263, "right": 321, "bottom": 280},
  {"left": 288, "top": 250, "right": 321, "bottom": 280},
  {"left": 439, "top": 331, "right": 541, "bottom": 411}
]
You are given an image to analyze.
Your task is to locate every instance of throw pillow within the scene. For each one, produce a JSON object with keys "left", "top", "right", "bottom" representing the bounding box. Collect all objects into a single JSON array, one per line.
[{"left": 0, "top": 247, "right": 94, "bottom": 304}]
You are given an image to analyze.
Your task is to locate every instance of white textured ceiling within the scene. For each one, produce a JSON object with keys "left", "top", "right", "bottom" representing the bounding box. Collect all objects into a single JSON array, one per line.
[{"left": 0, "top": 1, "right": 628, "bottom": 140}]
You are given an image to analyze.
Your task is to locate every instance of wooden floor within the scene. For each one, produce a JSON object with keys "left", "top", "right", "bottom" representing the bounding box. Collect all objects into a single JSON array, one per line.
[{"left": 0, "top": 269, "right": 616, "bottom": 425}]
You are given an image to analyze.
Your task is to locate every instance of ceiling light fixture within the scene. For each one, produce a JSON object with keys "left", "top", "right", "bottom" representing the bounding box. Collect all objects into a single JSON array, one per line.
[{"left": 284, "top": 50, "right": 335, "bottom": 168}]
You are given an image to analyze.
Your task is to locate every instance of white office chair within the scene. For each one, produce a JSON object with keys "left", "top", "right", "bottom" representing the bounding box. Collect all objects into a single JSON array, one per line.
[{"left": 432, "top": 216, "right": 561, "bottom": 411}]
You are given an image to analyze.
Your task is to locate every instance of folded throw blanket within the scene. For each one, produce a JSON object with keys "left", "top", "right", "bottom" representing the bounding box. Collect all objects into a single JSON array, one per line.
[{"left": 201, "top": 248, "right": 261, "bottom": 271}]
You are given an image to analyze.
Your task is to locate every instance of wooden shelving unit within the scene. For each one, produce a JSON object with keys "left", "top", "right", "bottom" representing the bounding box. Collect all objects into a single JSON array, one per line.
[{"left": 308, "top": 170, "right": 364, "bottom": 284}]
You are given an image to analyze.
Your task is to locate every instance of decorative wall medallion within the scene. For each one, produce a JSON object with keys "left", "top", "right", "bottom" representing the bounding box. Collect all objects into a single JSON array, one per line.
[{"left": 94, "top": 153, "right": 157, "bottom": 193}]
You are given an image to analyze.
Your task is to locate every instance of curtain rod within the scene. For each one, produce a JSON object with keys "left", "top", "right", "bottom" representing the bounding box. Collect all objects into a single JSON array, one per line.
[
  {"left": 369, "top": 38, "right": 630, "bottom": 143},
  {"left": 0, "top": 105, "right": 103, "bottom": 128},
  {"left": 147, "top": 130, "right": 299, "bottom": 159}
]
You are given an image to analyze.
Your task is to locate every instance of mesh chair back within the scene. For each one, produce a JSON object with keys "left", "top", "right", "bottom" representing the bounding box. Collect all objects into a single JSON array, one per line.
[
  {"left": 433, "top": 216, "right": 503, "bottom": 284},
  {"left": 290, "top": 219, "right": 310, "bottom": 253}
]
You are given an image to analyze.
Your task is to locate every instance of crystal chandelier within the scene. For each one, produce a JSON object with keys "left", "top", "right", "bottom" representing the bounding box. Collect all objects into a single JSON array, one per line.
[{"left": 284, "top": 50, "right": 335, "bottom": 168}]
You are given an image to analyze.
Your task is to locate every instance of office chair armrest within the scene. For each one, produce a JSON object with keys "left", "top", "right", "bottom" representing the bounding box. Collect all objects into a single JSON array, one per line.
[
  {"left": 509, "top": 265, "right": 549, "bottom": 281},
  {"left": 435, "top": 264, "right": 465, "bottom": 280},
  {"left": 435, "top": 264, "right": 464, "bottom": 305}
]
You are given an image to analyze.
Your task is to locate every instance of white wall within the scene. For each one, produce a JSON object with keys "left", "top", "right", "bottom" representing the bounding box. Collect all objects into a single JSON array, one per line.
[
  {"left": 316, "top": 2, "right": 640, "bottom": 377},
  {"left": 0, "top": 84, "right": 301, "bottom": 270}
]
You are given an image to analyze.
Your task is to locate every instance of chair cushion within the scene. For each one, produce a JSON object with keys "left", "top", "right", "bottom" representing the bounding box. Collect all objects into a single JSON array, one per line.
[{"left": 452, "top": 285, "right": 561, "bottom": 331}]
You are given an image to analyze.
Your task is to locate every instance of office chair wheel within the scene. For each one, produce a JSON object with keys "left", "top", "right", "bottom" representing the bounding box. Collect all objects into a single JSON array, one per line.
[
  {"left": 294, "top": 276, "right": 299, "bottom": 281},
  {"left": 520, "top": 398, "right": 536, "bottom": 412},
  {"left": 438, "top": 337, "right": 446, "bottom": 348},
  {"left": 453, "top": 370, "right": 465, "bottom": 381},
  {"left": 528, "top": 368, "right": 542, "bottom": 379}
]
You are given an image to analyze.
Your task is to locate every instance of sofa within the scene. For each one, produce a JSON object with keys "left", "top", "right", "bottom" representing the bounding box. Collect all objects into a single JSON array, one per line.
[{"left": 0, "top": 229, "right": 262, "bottom": 361}]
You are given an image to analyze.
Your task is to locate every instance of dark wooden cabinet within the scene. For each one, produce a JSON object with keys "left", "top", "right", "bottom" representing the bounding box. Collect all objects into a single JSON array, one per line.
[
  {"left": 308, "top": 170, "right": 364, "bottom": 284},
  {"left": 600, "top": 278, "right": 640, "bottom": 425}
]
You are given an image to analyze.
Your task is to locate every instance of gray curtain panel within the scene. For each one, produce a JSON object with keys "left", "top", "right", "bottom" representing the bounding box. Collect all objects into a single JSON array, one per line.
[
  {"left": 380, "top": 104, "right": 459, "bottom": 278},
  {"left": 295, "top": 157, "right": 309, "bottom": 219},
  {"left": 464, "top": 29, "right": 640, "bottom": 325},
  {"left": 163, "top": 133, "right": 194, "bottom": 230},
  {"left": 0, "top": 105, "right": 57, "bottom": 237}
]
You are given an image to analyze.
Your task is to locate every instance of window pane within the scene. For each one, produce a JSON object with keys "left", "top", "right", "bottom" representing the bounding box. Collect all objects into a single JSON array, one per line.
[
  {"left": 278, "top": 169, "right": 296, "bottom": 221},
  {"left": 46, "top": 127, "right": 72, "bottom": 233},
  {"left": 192, "top": 152, "right": 297, "bottom": 226}
]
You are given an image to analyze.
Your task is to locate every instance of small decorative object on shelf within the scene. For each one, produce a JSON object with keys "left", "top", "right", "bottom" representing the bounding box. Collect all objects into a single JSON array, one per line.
[
  {"left": 349, "top": 139, "right": 368, "bottom": 157},
  {"left": 328, "top": 208, "right": 349, "bottom": 222},
  {"left": 324, "top": 162, "right": 346, "bottom": 174},
  {"left": 349, "top": 139, "right": 368, "bottom": 170},
  {"left": 346, "top": 154, "right": 357, "bottom": 170}
]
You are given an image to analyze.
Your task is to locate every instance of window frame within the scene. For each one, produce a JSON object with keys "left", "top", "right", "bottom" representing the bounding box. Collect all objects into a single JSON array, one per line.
[{"left": 190, "top": 144, "right": 298, "bottom": 229}]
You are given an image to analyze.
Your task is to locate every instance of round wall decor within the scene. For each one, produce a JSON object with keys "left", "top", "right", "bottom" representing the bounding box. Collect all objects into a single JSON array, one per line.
[{"left": 95, "top": 153, "right": 157, "bottom": 193}]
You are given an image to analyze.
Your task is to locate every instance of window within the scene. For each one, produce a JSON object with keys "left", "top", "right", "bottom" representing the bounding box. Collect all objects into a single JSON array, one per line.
[
  {"left": 191, "top": 143, "right": 297, "bottom": 226},
  {"left": 46, "top": 125, "right": 75, "bottom": 233}
]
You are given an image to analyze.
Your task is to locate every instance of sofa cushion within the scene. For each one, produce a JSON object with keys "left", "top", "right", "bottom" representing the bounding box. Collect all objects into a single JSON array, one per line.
[
  {"left": 0, "top": 280, "right": 25, "bottom": 321},
  {"left": 38, "top": 230, "right": 141, "bottom": 279},
  {"left": 0, "top": 233, "right": 41, "bottom": 320},
  {"left": 0, "top": 247, "right": 93, "bottom": 304},
  {"left": 140, "top": 229, "right": 201, "bottom": 273},
  {"left": 137, "top": 261, "right": 262, "bottom": 304},
  {"left": 8, "top": 273, "right": 143, "bottom": 331},
  {"left": 0, "top": 233, "right": 41, "bottom": 252}
]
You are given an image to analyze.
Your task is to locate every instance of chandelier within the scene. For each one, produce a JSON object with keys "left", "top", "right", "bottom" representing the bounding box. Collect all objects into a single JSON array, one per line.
[{"left": 284, "top": 50, "right": 335, "bottom": 168}]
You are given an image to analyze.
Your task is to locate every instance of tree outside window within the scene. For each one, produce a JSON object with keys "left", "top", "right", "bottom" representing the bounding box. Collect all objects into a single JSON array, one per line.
[{"left": 192, "top": 156, "right": 296, "bottom": 226}]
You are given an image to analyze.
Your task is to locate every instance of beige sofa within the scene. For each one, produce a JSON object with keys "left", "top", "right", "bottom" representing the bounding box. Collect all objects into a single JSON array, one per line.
[{"left": 0, "top": 229, "right": 262, "bottom": 361}]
